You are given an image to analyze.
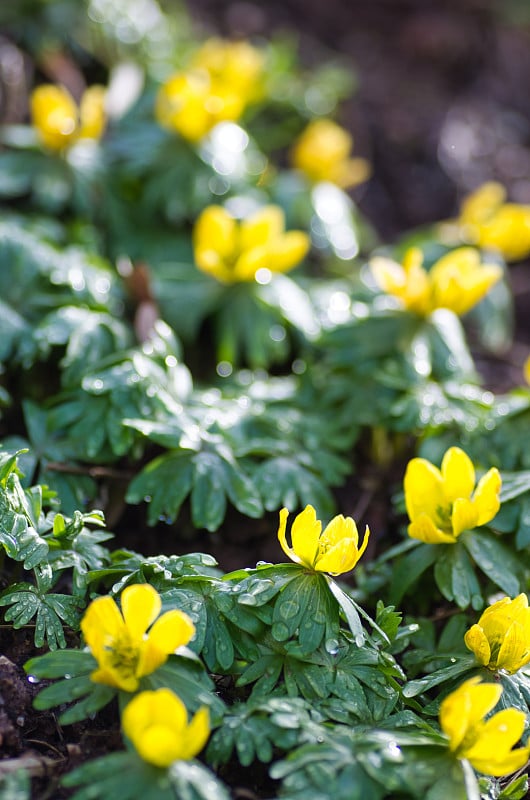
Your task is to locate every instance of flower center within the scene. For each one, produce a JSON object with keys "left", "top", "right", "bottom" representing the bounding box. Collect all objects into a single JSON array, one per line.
[
  {"left": 435, "top": 503, "right": 453, "bottom": 533},
  {"left": 106, "top": 633, "right": 141, "bottom": 681}
]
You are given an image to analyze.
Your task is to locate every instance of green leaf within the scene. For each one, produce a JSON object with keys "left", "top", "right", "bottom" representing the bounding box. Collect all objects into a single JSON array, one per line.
[
  {"left": 500, "top": 470, "right": 530, "bottom": 503},
  {"left": 63, "top": 752, "right": 181, "bottom": 800},
  {"left": 253, "top": 456, "right": 336, "bottom": 516},
  {"left": 388, "top": 543, "right": 439, "bottom": 606},
  {"left": 0, "top": 585, "right": 82, "bottom": 649},
  {"left": 426, "top": 309, "right": 476, "bottom": 380},
  {"left": 325, "top": 577, "right": 365, "bottom": 646},
  {"left": 498, "top": 774, "right": 529, "bottom": 800},
  {"left": 142, "top": 656, "right": 225, "bottom": 723},
  {"left": 271, "top": 572, "right": 336, "bottom": 653},
  {"left": 462, "top": 530, "right": 521, "bottom": 596},
  {"left": 433, "top": 545, "right": 483, "bottom": 610},
  {"left": 402, "top": 657, "right": 477, "bottom": 698},
  {"left": 126, "top": 451, "right": 194, "bottom": 525},
  {"left": 25, "top": 648, "right": 96, "bottom": 679}
]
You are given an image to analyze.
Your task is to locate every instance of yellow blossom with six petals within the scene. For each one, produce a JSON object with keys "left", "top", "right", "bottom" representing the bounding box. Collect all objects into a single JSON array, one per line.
[
  {"left": 439, "top": 676, "right": 529, "bottom": 777},
  {"left": 459, "top": 182, "right": 530, "bottom": 263},
  {"left": 277, "top": 504, "right": 370, "bottom": 576},
  {"left": 404, "top": 446, "right": 501, "bottom": 544},
  {"left": 464, "top": 593, "right": 530, "bottom": 674},
  {"left": 122, "top": 688, "right": 210, "bottom": 768},
  {"left": 81, "top": 583, "right": 195, "bottom": 692},
  {"left": 291, "top": 118, "right": 371, "bottom": 189},
  {"left": 30, "top": 84, "right": 106, "bottom": 152},
  {"left": 370, "top": 246, "right": 502, "bottom": 317},
  {"left": 193, "top": 204, "right": 310, "bottom": 283}
]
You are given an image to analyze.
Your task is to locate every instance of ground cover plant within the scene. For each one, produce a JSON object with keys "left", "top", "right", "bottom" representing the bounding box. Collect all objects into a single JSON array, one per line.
[{"left": 1, "top": 1, "right": 530, "bottom": 798}]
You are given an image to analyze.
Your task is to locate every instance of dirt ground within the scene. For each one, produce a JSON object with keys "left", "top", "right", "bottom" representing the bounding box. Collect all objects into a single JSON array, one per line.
[{"left": 2, "top": 1, "right": 530, "bottom": 796}]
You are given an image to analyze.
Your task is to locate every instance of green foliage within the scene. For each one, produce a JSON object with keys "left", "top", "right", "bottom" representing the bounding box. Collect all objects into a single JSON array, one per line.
[
  {"left": 62, "top": 753, "right": 231, "bottom": 800},
  {"left": 2, "top": 1, "right": 530, "bottom": 797}
]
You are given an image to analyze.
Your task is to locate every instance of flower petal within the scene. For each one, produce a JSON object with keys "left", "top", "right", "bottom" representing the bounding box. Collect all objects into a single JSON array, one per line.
[
  {"left": 473, "top": 468, "right": 501, "bottom": 526},
  {"left": 121, "top": 584, "right": 161, "bottom": 640},
  {"left": 268, "top": 231, "right": 310, "bottom": 273},
  {"left": 240, "top": 206, "right": 284, "bottom": 250},
  {"left": 138, "top": 610, "right": 196, "bottom": 677},
  {"left": 464, "top": 708, "right": 528, "bottom": 776},
  {"left": 193, "top": 206, "right": 237, "bottom": 263},
  {"left": 404, "top": 458, "right": 445, "bottom": 523},
  {"left": 441, "top": 447, "right": 475, "bottom": 503},
  {"left": 315, "top": 525, "right": 370, "bottom": 575},
  {"left": 408, "top": 514, "right": 456, "bottom": 544},
  {"left": 149, "top": 609, "right": 195, "bottom": 652},
  {"left": 496, "top": 621, "right": 530, "bottom": 673},
  {"left": 90, "top": 664, "right": 138, "bottom": 692},
  {"left": 440, "top": 677, "right": 501, "bottom": 751},
  {"left": 81, "top": 596, "right": 124, "bottom": 659},
  {"left": 464, "top": 624, "right": 491, "bottom": 666},
  {"left": 289, "top": 505, "right": 321, "bottom": 568},
  {"left": 277, "top": 507, "right": 302, "bottom": 565},
  {"left": 178, "top": 706, "right": 210, "bottom": 760},
  {"left": 451, "top": 498, "right": 479, "bottom": 538}
]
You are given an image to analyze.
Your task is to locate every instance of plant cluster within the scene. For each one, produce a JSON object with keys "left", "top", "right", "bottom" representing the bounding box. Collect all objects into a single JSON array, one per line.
[{"left": 1, "top": 1, "right": 530, "bottom": 799}]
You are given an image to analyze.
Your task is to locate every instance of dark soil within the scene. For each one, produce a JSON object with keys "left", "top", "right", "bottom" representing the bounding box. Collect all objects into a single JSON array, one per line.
[{"left": 2, "top": 1, "right": 530, "bottom": 797}]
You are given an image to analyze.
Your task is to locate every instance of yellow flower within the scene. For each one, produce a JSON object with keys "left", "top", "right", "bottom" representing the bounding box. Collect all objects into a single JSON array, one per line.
[
  {"left": 404, "top": 446, "right": 501, "bottom": 544},
  {"left": 193, "top": 204, "right": 310, "bottom": 283},
  {"left": 30, "top": 84, "right": 106, "bottom": 152},
  {"left": 464, "top": 594, "right": 530, "bottom": 674},
  {"left": 122, "top": 688, "right": 210, "bottom": 768},
  {"left": 291, "top": 119, "right": 371, "bottom": 189},
  {"left": 191, "top": 38, "right": 264, "bottom": 106},
  {"left": 459, "top": 182, "right": 530, "bottom": 262},
  {"left": 155, "top": 38, "right": 264, "bottom": 142},
  {"left": 277, "top": 504, "right": 370, "bottom": 576},
  {"left": 370, "top": 246, "right": 502, "bottom": 317},
  {"left": 439, "top": 676, "right": 529, "bottom": 777},
  {"left": 81, "top": 584, "right": 195, "bottom": 692}
]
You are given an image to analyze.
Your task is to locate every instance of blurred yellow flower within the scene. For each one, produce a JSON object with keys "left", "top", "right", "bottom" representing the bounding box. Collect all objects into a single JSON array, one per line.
[
  {"left": 440, "top": 676, "right": 529, "bottom": 777},
  {"left": 81, "top": 584, "right": 195, "bottom": 692},
  {"left": 155, "top": 38, "right": 264, "bottom": 142},
  {"left": 465, "top": 594, "right": 530, "bottom": 674},
  {"left": 291, "top": 119, "right": 370, "bottom": 189},
  {"left": 370, "top": 246, "right": 502, "bottom": 317},
  {"left": 459, "top": 182, "right": 530, "bottom": 262},
  {"left": 30, "top": 84, "right": 106, "bottom": 152},
  {"left": 404, "top": 446, "right": 501, "bottom": 544},
  {"left": 277, "top": 504, "right": 370, "bottom": 576},
  {"left": 122, "top": 688, "right": 209, "bottom": 768},
  {"left": 191, "top": 38, "right": 264, "bottom": 106},
  {"left": 193, "top": 204, "right": 310, "bottom": 283}
]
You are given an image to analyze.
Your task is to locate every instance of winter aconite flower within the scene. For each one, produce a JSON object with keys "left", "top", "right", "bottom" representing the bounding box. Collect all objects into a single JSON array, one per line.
[
  {"left": 81, "top": 584, "right": 195, "bottom": 692},
  {"left": 30, "top": 84, "right": 106, "bottom": 152},
  {"left": 370, "top": 246, "right": 502, "bottom": 317},
  {"left": 291, "top": 118, "right": 370, "bottom": 189},
  {"left": 122, "top": 688, "right": 210, "bottom": 768},
  {"left": 458, "top": 182, "right": 530, "bottom": 263},
  {"left": 464, "top": 594, "right": 530, "bottom": 674},
  {"left": 155, "top": 38, "right": 264, "bottom": 142},
  {"left": 404, "top": 446, "right": 501, "bottom": 544},
  {"left": 439, "top": 676, "right": 529, "bottom": 777},
  {"left": 193, "top": 204, "right": 310, "bottom": 283},
  {"left": 277, "top": 504, "right": 370, "bottom": 576}
]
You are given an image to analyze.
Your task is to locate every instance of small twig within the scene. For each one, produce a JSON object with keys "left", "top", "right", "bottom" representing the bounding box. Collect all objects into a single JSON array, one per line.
[
  {"left": 45, "top": 462, "right": 134, "bottom": 481},
  {"left": 25, "top": 739, "right": 65, "bottom": 759},
  {"left": 0, "top": 753, "right": 65, "bottom": 778}
]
